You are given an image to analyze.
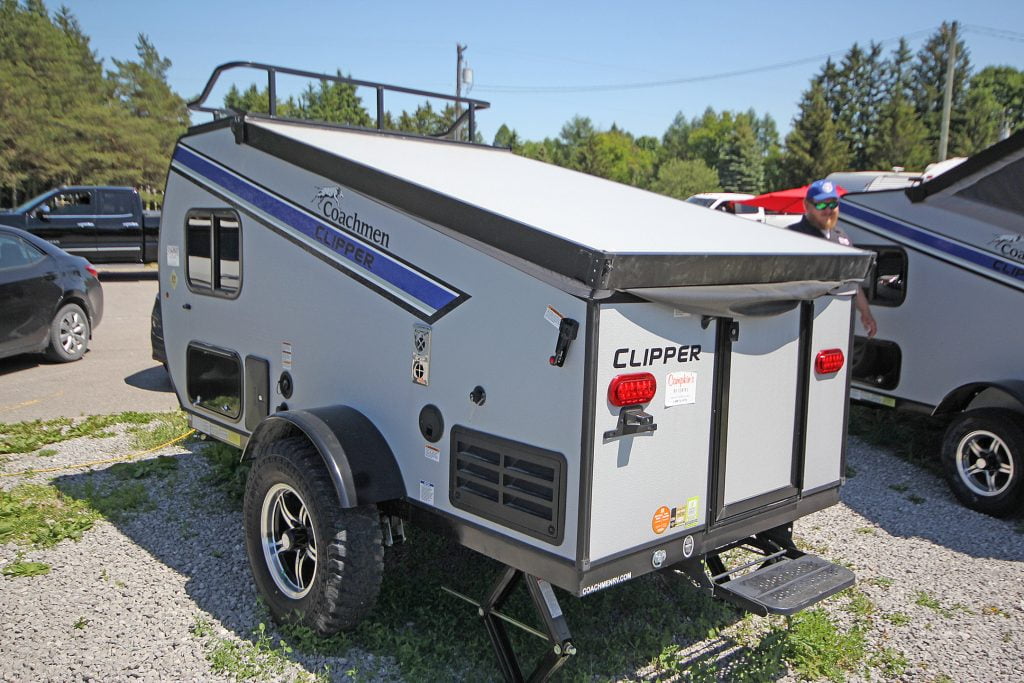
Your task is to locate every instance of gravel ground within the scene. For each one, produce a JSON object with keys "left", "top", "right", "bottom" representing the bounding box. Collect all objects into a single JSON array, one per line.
[{"left": 1, "top": 426, "right": 1022, "bottom": 682}]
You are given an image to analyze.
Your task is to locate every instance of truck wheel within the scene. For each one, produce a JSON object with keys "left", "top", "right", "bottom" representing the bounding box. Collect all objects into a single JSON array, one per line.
[
  {"left": 44, "top": 303, "right": 89, "bottom": 362},
  {"left": 243, "top": 437, "right": 384, "bottom": 634},
  {"left": 941, "top": 409, "right": 1024, "bottom": 517}
]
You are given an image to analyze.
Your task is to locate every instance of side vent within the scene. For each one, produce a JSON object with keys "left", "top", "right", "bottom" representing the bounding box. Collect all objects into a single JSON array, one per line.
[{"left": 449, "top": 426, "right": 566, "bottom": 545}]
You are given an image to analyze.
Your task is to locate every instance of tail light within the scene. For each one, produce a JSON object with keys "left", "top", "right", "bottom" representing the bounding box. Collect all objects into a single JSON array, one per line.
[
  {"left": 608, "top": 372, "right": 657, "bottom": 406},
  {"left": 815, "top": 349, "right": 845, "bottom": 375},
  {"left": 85, "top": 263, "right": 99, "bottom": 279}
]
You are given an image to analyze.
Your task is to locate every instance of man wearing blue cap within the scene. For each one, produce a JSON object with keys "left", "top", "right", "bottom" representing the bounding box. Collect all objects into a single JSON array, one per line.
[{"left": 789, "top": 179, "right": 877, "bottom": 337}]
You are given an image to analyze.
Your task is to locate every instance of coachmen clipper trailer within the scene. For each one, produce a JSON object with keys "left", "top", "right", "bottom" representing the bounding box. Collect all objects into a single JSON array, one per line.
[
  {"left": 160, "top": 63, "right": 870, "bottom": 679},
  {"left": 839, "top": 130, "right": 1024, "bottom": 518}
]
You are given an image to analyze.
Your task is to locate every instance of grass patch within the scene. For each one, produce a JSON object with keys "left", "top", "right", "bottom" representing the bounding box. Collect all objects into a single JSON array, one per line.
[
  {"left": 0, "top": 412, "right": 163, "bottom": 455},
  {"left": 2, "top": 556, "right": 51, "bottom": 578},
  {"left": 913, "top": 590, "right": 955, "bottom": 618},
  {"left": 199, "top": 621, "right": 326, "bottom": 682},
  {"left": 63, "top": 476, "right": 153, "bottom": 522},
  {"left": 869, "top": 646, "right": 908, "bottom": 677},
  {"left": 848, "top": 404, "right": 946, "bottom": 473},
  {"left": 888, "top": 483, "right": 909, "bottom": 493},
  {"left": 200, "top": 441, "right": 249, "bottom": 506},
  {"left": 127, "top": 411, "right": 191, "bottom": 451},
  {"left": 36, "top": 448, "right": 58, "bottom": 458},
  {"left": 884, "top": 611, "right": 912, "bottom": 626},
  {"left": 908, "top": 494, "right": 926, "bottom": 504},
  {"left": 0, "top": 483, "right": 99, "bottom": 548},
  {"left": 107, "top": 455, "right": 179, "bottom": 480}
]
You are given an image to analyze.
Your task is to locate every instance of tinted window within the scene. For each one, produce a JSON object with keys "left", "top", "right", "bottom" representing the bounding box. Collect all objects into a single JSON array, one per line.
[
  {"left": 734, "top": 203, "right": 758, "bottom": 215},
  {"left": 100, "top": 190, "right": 134, "bottom": 215},
  {"left": 0, "top": 233, "right": 45, "bottom": 270},
  {"left": 46, "top": 191, "right": 92, "bottom": 215},
  {"left": 187, "top": 344, "right": 242, "bottom": 419},
  {"left": 686, "top": 197, "right": 715, "bottom": 208},
  {"left": 186, "top": 210, "right": 241, "bottom": 297}
]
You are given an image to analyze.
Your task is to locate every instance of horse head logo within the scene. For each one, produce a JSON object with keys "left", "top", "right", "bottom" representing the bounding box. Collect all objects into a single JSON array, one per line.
[{"left": 313, "top": 186, "right": 343, "bottom": 203}]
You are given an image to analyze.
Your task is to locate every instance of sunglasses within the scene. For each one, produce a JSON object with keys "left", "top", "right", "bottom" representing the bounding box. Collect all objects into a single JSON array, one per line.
[{"left": 812, "top": 200, "right": 839, "bottom": 210}]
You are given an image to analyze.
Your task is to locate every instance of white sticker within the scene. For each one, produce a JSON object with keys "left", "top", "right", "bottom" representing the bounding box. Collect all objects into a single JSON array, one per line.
[
  {"left": 672, "top": 309, "right": 691, "bottom": 318},
  {"left": 665, "top": 371, "right": 697, "bottom": 407},
  {"left": 424, "top": 445, "right": 440, "bottom": 462},
  {"left": 166, "top": 245, "right": 179, "bottom": 267},
  {"left": 419, "top": 481, "right": 435, "bottom": 505},
  {"left": 544, "top": 305, "right": 563, "bottom": 329},
  {"left": 281, "top": 342, "right": 293, "bottom": 370}
]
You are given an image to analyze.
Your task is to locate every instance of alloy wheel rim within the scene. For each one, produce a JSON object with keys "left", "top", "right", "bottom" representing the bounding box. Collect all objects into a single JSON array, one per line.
[
  {"left": 956, "top": 429, "right": 1014, "bottom": 497},
  {"left": 260, "top": 483, "right": 318, "bottom": 599},
  {"left": 60, "top": 311, "right": 86, "bottom": 354}
]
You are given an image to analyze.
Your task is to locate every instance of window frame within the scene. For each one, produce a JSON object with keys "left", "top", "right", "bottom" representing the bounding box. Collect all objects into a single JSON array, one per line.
[
  {"left": 859, "top": 244, "right": 908, "bottom": 308},
  {"left": 0, "top": 232, "right": 47, "bottom": 270},
  {"left": 184, "top": 208, "right": 243, "bottom": 299},
  {"left": 186, "top": 342, "right": 243, "bottom": 421}
]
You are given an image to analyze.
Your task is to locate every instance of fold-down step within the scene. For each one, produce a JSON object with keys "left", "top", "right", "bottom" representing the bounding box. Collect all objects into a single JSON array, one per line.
[{"left": 716, "top": 555, "right": 854, "bottom": 616}]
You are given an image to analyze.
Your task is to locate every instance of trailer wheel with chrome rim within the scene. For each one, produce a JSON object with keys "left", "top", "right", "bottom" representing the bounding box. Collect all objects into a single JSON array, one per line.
[
  {"left": 941, "top": 409, "right": 1024, "bottom": 517},
  {"left": 243, "top": 437, "right": 384, "bottom": 634}
]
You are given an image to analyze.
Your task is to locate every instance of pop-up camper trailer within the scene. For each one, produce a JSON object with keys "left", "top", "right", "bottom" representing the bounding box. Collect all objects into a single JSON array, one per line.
[
  {"left": 839, "top": 131, "right": 1024, "bottom": 517},
  {"left": 159, "top": 63, "right": 871, "bottom": 679}
]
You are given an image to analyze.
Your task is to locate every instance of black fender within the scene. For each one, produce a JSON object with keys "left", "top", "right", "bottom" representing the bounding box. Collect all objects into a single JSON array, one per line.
[
  {"left": 934, "top": 381, "right": 1024, "bottom": 416},
  {"left": 243, "top": 406, "right": 405, "bottom": 507}
]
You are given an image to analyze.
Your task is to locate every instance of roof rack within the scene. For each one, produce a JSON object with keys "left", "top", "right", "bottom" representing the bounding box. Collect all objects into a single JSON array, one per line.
[{"left": 187, "top": 61, "right": 490, "bottom": 141}]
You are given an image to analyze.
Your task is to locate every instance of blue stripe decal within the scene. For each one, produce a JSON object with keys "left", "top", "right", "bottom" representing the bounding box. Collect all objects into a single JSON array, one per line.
[
  {"left": 842, "top": 202, "right": 1024, "bottom": 284},
  {"left": 172, "top": 145, "right": 459, "bottom": 313}
]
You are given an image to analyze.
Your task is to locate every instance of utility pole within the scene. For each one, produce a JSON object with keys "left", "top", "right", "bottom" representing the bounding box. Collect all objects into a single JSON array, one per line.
[
  {"left": 938, "top": 21, "right": 958, "bottom": 161},
  {"left": 455, "top": 44, "right": 467, "bottom": 141}
]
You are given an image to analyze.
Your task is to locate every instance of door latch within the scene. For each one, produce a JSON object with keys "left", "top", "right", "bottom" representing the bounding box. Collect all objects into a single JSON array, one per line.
[{"left": 548, "top": 317, "right": 579, "bottom": 367}]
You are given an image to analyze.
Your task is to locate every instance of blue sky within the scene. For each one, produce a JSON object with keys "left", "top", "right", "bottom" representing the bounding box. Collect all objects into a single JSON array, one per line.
[{"left": 60, "top": 1, "right": 1024, "bottom": 144}]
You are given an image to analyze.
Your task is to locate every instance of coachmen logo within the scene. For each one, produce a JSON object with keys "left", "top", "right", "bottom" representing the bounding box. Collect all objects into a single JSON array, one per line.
[
  {"left": 990, "top": 232, "right": 1024, "bottom": 264},
  {"left": 312, "top": 185, "right": 391, "bottom": 250}
]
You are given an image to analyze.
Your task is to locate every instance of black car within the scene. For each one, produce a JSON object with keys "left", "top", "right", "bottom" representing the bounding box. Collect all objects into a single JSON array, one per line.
[{"left": 0, "top": 224, "right": 103, "bottom": 362}]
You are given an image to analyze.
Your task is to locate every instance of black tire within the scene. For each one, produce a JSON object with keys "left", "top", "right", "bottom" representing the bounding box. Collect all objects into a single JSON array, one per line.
[
  {"left": 44, "top": 303, "right": 90, "bottom": 362},
  {"left": 243, "top": 437, "right": 384, "bottom": 634},
  {"left": 940, "top": 409, "right": 1024, "bottom": 517}
]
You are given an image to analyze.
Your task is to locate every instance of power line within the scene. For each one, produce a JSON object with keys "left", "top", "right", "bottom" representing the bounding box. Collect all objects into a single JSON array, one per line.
[
  {"left": 474, "top": 27, "right": 938, "bottom": 94},
  {"left": 962, "top": 25, "right": 1024, "bottom": 43}
]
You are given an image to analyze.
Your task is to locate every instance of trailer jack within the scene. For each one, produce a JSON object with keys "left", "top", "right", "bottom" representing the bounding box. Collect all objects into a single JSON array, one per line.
[{"left": 443, "top": 566, "right": 575, "bottom": 682}]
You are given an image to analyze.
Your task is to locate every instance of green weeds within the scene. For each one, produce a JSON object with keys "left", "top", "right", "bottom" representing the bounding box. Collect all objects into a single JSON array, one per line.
[
  {"left": 0, "top": 411, "right": 191, "bottom": 456},
  {"left": 0, "top": 483, "right": 99, "bottom": 548},
  {"left": 848, "top": 405, "right": 946, "bottom": 473},
  {"left": 200, "top": 441, "right": 249, "bottom": 505},
  {"left": 2, "top": 554, "right": 51, "bottom": 578}
]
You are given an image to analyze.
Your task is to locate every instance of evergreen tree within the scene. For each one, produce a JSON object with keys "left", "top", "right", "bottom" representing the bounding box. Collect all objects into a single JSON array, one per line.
[
  {"left": 718, "top": 119, "right": 764, "bottom": 194},
  {"left": 834, "top": 42, "right": 886, "bottom": 170},
  {"left": 296, "top": 73, "right": 372, "bottom": 127},
  {"left": 492, "top": 124, "right": 523, "bottom": 150},
  {"left": 969, "top": 66, "right": 1024, "bottom": 136},
  {"left": 784, "top": 82, "right": 850, "bottom": 186}
]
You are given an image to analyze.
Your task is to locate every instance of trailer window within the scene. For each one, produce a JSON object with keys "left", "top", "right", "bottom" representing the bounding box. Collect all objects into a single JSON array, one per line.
[
  {"left": 186, "top": 344, "right": 242, "bottom": 420},
  {"left": 863, "top": 246, "right": 907, "bottom": 307},
  {"left": 186, "top": 210, "right": 241, "bottom": 297}
]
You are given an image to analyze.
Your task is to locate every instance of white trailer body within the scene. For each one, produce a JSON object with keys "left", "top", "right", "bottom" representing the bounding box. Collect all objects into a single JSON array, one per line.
[
  {"left": 158, "top": 66, "right": 871, "bottom": 675},
  {"left": 838, "top": 131, "right": 1024, "bottom": 515}
]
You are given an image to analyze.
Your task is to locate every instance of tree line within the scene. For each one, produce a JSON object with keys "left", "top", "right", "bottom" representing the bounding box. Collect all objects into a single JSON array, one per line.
[{"left": 1, "top": 6, "right": 1021, "bottom": 209}]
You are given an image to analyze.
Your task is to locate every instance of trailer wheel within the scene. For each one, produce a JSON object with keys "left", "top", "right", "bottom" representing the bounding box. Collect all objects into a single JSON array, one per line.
[
  {"left": 941, "top": 409, "right": 1024, "bottom": 517},
  {"left": 243, "top": 437, "right": 384, "bottom": 634},
  {"left": 45, "top": 303, "right": 89, "bottom": 362}
]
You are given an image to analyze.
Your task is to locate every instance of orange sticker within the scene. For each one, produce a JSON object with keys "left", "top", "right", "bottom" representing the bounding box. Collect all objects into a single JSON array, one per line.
[{"left": 652, "top": 506, "right": 671, "bottom": 534}]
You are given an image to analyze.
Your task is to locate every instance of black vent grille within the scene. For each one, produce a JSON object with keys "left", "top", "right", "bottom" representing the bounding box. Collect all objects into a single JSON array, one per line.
[{"left": 449, "top": 426, "right": 566, "bottom": 544}]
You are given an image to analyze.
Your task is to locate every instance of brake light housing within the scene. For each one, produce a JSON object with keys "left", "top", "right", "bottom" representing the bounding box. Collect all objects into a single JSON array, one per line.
[
  {"left": 608, "top": 372, "right": 657, "bottom": 406},
  {"left": 815, "top": 348, "right": 845, "bottom": 375}
]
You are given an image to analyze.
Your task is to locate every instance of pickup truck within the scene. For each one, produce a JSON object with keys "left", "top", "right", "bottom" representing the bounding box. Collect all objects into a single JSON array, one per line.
[{"left": 0, "top": 186, "right": 160, "bottom": 263}]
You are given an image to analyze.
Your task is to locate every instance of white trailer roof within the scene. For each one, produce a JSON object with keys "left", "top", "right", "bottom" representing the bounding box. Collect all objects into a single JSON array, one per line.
[
  {"left": 201, "top": 116, "right": 873, "bottom": 293},
  {"left": 254, "top": 119, "right": 837, "bottom": 257}
]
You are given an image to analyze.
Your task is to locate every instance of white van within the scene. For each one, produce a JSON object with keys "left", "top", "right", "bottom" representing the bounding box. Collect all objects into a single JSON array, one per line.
[{"left": 686, "top": 192, "right": 765, "bottom": 223}]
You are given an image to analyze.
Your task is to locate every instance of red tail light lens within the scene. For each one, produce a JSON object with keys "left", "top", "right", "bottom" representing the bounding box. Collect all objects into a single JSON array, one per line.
[
  {"left": 815, "top": 348, "right": 845, "bottom": 375},
  {"left": 608, "top": 372, "right": 657, "bottom": 406},
  {"left": 85, "top": 264, "right": 99, "bottom": 278}
]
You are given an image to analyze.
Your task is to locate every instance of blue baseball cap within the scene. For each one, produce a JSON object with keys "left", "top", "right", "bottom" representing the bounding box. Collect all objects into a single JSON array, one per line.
[{"left": 806, "top": 179, "right": 841, "bottom": 203}]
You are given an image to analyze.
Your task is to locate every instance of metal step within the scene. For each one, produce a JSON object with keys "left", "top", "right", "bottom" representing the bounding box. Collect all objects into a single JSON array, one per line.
[{"left": 715, "top": 555, "right": 854, "bottom": 616}]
